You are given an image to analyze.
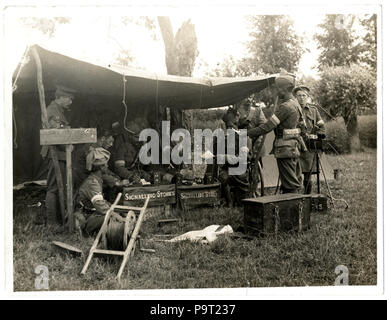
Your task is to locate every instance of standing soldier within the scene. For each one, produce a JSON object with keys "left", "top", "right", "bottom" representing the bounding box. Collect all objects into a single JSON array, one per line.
[
  {"left": 219, "top": 107, "right": 250, "bottom": 207},
  {"left": 293, "top": 85, "right": 326, "bottom": 194},
  {"left": 237, "top": 100, "right": 267, "bottom": 196},
  {"left": 247, "top": 73, "right": 304, "bottom": 194},
  {"left": 42, "top": 85, "right": 76, "bottom": 225}
]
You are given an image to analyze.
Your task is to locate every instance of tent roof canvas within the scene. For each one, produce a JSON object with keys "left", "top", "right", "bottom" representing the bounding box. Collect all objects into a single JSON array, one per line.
[
  {"left": 12, "top": 45, "right": 333, "bottom": 187},
  {"left": 14, "top": 45, "right": 276, "bottom": 110},
  {"left": 12, "top": 45, "right": 277, "bottom": 184}
]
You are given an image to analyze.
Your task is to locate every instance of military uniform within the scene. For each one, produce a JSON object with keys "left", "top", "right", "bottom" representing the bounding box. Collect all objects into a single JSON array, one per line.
[
  {"left": 293, "top": 85, "right": 326, "bottom": 194},
  {"left": 219, "top": 108, "right": 250, "bottom": 206},
  {"left": 77, "top": 172, "right": 111, "bottom": 235},
  {"left": 299, "top": 104, "right": 325, "bottom": 171},
  {"left": 299, "top": 103, "right": 325, "bottom": 193},
  {"left": 239, "top": 107, "right": 267, "bottom": 152},
  {"left": 73, "top": 143, "right": 121, "bottom": 190},
  {"left": 44, "top": 100, "right": 70, "bottom": 224},
  {"left": 238, "top": 106, "right": 267, "bottom": 195},
  {"left": 110, "top": 132, "right": 150, "bottom": 183},
  {"left": 248, "top": 97, "right": 303, "bottom": 193}
]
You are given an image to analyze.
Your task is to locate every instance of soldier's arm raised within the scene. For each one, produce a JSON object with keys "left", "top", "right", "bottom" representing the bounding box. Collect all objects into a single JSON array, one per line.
[
  {"left": 247, "top": 114, "right": 280, "bottom": 139},
  {"left": 247, "top": 104, "right": 291, "bottom": 139}
]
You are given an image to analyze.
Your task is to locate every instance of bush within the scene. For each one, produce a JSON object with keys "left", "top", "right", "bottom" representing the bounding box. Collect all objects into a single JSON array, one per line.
[
  {"left": 313, "top": 64, "right": 377, "bottom": 118},
  {"left": 325, "top": 118, "right": 350, "bottom": 154},
  {"left": 192, "top": 108, "right": 226, "bottom": 131},
  {"left": 193, "top": 108, "right": 226, "bottom": 124},
  {"left": 324, "top": 115, "right": 376, "bottom": 154},
  {"left": 312, "top": 64, "right": 376, "bottom": 152},
  {"left": 359, "top": 115, "right": 377, "bottom": 148}
]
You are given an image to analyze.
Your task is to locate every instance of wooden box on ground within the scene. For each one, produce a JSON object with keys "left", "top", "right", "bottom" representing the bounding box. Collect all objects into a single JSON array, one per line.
[
  {"left": 122, "top": 184, "right": 176, "bottom": 220},
  {"left": 310, "top": 194, "right": 328, "bottom": 214},
  {"left": 242, "top": 194, "right": 311, "bottom": 236},
  {"left": 177, "top": 183, "right": 221, "bottom": 212}
]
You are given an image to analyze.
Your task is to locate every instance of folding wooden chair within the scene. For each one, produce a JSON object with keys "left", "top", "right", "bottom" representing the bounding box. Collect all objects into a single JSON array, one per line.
[{"left": 81, "top": 193, "right": 150, "bottom": 280}]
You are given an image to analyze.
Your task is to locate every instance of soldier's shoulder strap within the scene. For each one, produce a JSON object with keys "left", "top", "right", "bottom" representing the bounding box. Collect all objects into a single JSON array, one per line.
[
  {"left": 307, "top": 103, "right": 319, "bottom": 110},
  {"left": 293, "top": 99, "right": 307, "bottom": 127}
]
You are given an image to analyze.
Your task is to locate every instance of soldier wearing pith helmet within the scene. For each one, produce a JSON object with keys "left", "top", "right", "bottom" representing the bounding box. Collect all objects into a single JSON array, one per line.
[
  {"left": 247, "top": 72, "right": 304, "bottom": 194},
  {"left": 293, "top": 85, "right": 326, "bottom": 194}
]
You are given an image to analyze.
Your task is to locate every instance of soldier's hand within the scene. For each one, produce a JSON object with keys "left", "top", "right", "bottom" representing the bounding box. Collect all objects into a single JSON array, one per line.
[{"left": 131, "top": 174, "right": 141, "bottom": 185}]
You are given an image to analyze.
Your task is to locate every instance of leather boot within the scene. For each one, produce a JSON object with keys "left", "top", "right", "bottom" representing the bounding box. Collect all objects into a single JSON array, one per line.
[
  {"left": 303, "top": 173, "right": 312, "bottom": 194},
  {"left": 224, "top": 185, "right": 233, "bottom": 208},
  {"left": 45, "top": 192, "right": 62, "bottom": 225}
]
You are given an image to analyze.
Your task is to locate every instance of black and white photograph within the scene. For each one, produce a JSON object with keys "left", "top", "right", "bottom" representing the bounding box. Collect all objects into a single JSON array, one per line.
[{"left": 1, "top": 0, "right": 384, "bottom": 300}]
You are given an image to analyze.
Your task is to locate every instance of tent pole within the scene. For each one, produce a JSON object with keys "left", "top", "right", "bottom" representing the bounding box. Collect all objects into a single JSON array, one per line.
[{"left": 31, "top": 46, "right": 67, "bottom": 228}]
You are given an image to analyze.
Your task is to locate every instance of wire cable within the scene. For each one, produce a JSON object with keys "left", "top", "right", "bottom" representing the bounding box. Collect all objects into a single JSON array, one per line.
[
  {"left": 12, "top": 45, "right": 30, "bottom": 92},
  {"left": 13, "top": 105, "right": 18, "bottom": 149},
  {"left": 121, "top": 73, "right": 135, "bottom": 135},
  {"left": 12, "top": 45, "right": 31, "bottom": 149}
]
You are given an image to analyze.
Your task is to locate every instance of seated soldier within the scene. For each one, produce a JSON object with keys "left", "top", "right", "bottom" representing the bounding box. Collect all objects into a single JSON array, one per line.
[
  {"left": 75, "top": 148, "right": 116, "bottom": 235},
  {"left": 219, "top": 107, "right": 250, "bottom": 207},
  {"left": 73, "top": 128, "right": 128, "bottom": 191},
  {"left": 110, "top": 121, "right": 151, "bottom": 185}
]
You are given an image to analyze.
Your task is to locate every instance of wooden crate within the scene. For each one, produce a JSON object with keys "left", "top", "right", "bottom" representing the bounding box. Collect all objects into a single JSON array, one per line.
[
  {"left": 310, "top": 194, "right": 328, "bottom": 214},
  {"left": 177, "top": 183, "right": 221, "bottom": 212},
  {"left": 122, "top": 184, "right": 176, "bottom": 220},
  {"left": 242, "top": 194, "right": 311, "bottom": 236}
]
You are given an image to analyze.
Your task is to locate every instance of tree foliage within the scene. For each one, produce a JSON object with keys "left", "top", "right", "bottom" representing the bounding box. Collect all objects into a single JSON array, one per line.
[
  {"left": 246, "top": 15, "right": 304, "bottom": 74},
  {"left": 210, "top": 15, "right": 303, "bottom": 109},
  {"left": 212, "top": 15, "right": 303, "bottom": 77},
  {"left": 359, "top": 14, "right": 377, "bottom": 70},
  {"left": 314, "top": 14, "right": 362, "bottom": 69},
  {"left": 314, "top": 64, "right": 376, "bottom": 151},
  {"left": 110, "top": 17, "right": 158, "bottom": 67},
  {"left": 210, "top": 56, "right": 254, "bottom": 77},
  {"left": 114, "top": 50, "right": 135, "bottom": 67},
  {"left": 20, "top": 17, "right": 71, "bottom": 37},
  {"left": 121, "top": 16, "right": 158, "bottom": 40}
]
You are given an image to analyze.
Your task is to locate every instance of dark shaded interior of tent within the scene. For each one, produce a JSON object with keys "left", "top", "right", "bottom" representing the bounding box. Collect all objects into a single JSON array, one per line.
[
  {"left": 12, "top": 45, "right": 276, "bottom": 184},
  {"left": 12, "top": 90, "right": 158, "bottom": 184}
]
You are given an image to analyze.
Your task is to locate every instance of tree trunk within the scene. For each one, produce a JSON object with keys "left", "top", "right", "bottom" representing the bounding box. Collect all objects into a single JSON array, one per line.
[
  {"left": 157, "top": 17, "right": 183, "bottom": 134},
  {"left": 157, "top": 17, "right": 198, "bottom": 135},
  {"left": 157, "top": 17, "right": 179, "bottom": 76},
  {"left": 345, "top": 115, "right": 362, "bottom": 152}
]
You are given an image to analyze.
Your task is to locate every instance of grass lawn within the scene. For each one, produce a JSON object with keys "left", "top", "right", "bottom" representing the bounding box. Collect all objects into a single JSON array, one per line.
[{"left": 13, "top": 149, "right": 377, "bottom": 291}]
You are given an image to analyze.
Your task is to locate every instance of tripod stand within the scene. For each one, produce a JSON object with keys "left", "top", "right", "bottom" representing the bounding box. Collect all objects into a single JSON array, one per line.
[
  {"left": 304, "top": 148, "right": 324, "bottom": 194},
  {"left": 304, "top": 141, "right": 349, "bottom": 210}
]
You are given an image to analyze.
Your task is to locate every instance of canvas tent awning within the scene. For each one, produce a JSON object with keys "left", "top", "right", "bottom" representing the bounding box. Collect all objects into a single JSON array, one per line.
[
  {"left": 12, "top": 45, "right": 276, "bottom": 184},
  {"left": 14, "top": 45, "right": 276, "bottom": 110}
]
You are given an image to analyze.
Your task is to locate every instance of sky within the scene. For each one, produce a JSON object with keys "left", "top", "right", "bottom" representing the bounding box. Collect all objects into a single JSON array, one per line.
[{"left": 5, "top": 9, "right": 369, "bottom": 81}]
